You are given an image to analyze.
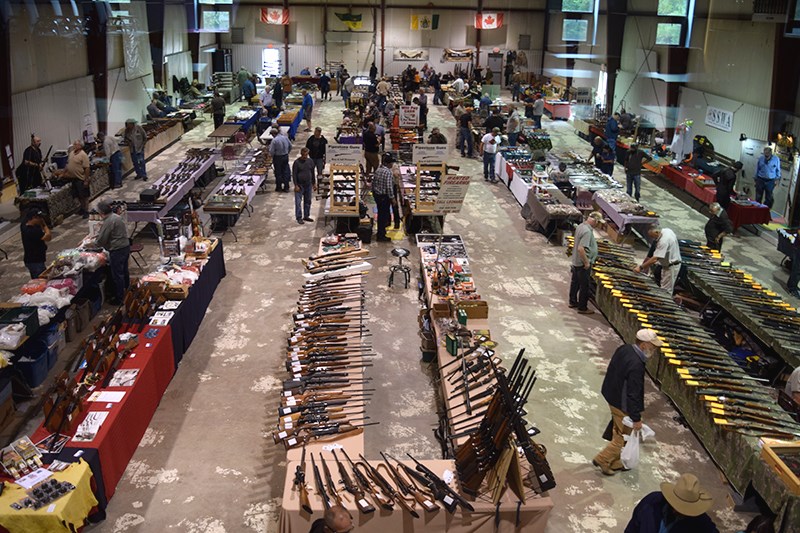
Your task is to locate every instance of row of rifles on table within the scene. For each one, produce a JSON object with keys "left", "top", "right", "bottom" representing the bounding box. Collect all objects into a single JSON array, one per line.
[
  {"left": 40, "top": 280, "right": 162, "bottom": 451},
  {"left": 292, "top": 446, "right": 474, "bottom": 516},
  {"left": 573, "top": 237, "right": 800, "bottom": 439},
  {"left": 273, "top": 246, "right": 377, "bottom": 449}
]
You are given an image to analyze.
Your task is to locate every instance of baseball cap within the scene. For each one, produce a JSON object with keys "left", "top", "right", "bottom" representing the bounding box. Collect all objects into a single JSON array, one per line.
[
  {"left": 636, "top": 328, "right": 663, "bottom": 347},
  {"left": 492, "top": 127, "right": 501, "bottom": 133}
]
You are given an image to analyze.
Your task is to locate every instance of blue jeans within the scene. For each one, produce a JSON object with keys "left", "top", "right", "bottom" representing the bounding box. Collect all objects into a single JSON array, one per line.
[
  {"left": 626, "top": 174, "right": 641, "bottom": 201},
  {"left": 110, "top": 151, "right": 123, "bottom": 187},
  {"left": 377, "top": 94, "right": 387, "bottom": 111},
  {"left": 131, "top": 150, "right": 147, "bottom": 179},
  {"left": 607, "top": 139, "right": 617, "bottom": 158},
  {"left": 483, "top": 152, "right": 496, "bottom": 181},
  {"left": 754, "top": 177, "right": 777, "bottom": 209},
  {"left": 433, "top": 89, "right": 442, "bottom": 105},
  {"left": 109, "top": 246, "right": 130, "bottom": 302},
  {"left": 459, "top": 126, "right": 473, "bottom": 156},
  {"left": 533, "top": 114, "right": 543, "bottom": 129},
  {"left": 508, "top": 132, "right": 519, "bottom": 147},
  {"left": 26, "top": 262, "right": 46, "bottom": 279},
  {"left": 294, "top": 181, "right": 313, "bottom": 220}
]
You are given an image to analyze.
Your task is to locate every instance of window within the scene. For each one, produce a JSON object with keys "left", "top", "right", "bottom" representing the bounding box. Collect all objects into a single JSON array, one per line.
[
  {"left": 656, "top": 23, "right": 682, "bottom": 45},
  {"left": 562, "top": 19, "right": 589, "bottom": 41},
  {"left": 658, "top": 0, "right": 688, "bottom": 16},
  {"left": 202, "top": 11, "right": 230, "bottom": 32},
  {"left": 562, "top": 0, "right": 594, "bottom": 13}
]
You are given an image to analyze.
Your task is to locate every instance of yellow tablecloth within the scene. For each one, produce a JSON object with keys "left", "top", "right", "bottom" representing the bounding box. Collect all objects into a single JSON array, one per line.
[{"left": 0, "top": 460, "right": 97, "bottom": 533}]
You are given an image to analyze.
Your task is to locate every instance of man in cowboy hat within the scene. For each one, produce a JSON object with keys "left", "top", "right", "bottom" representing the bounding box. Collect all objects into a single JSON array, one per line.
[
  {"left": 624, "top": 473, "right": 718, "bottom": 532},
  {"left": 593, "top": 329, "right": 662, "bottom": 476}
]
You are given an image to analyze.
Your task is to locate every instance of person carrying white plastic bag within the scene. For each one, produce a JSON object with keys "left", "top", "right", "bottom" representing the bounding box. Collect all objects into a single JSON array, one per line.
[{"left": 620, "top": 416, "right": 656, "bottom": 470}]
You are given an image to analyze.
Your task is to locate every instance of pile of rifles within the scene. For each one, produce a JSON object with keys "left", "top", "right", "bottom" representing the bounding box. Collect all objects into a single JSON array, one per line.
[
  {"left": 582, "top": 239, "right": 800, "bottom": 439},
  {"left": 273, "top": 246, "right": 377, "bottom": 449}
]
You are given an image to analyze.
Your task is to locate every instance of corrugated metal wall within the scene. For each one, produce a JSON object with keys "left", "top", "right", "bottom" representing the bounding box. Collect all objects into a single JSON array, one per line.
[
  {"left": 12, "top": 76, "right": 97, "bottom": 164},
  {"left": 106, "top": 67, "right": 155, "bottom": 135},
  {"left": 230, "top": 45, "right": 269, "bottom": 77},
  {"left": 678, "top": 86, "right": 770, "bottom": 161},
  {"left": 288, "top": 45, "right": 326, "bottom": 76},
  {"left": 613, "top": 71, "right": 669, "bottom": 130}
]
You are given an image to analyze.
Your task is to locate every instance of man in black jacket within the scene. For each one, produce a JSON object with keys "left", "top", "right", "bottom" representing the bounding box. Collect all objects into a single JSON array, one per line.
[
  {"left": 593, "top": 329, "right": 662, "bottom": 476},
  {"left": 704, "top": 202, "right": 733, "bottom": 252},
  {"left": 711, "top": 161, "right": 741, "bottom": 209}
]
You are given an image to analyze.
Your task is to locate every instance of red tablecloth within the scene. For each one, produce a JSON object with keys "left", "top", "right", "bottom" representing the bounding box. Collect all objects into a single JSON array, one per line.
[
  {"left": 32, "top": 325, "right": 175, "bottom": 501},
  {"left": 727, "top": 201, "right": 772, "bottom": 231},
  {"left": 684, "top": 179, "right": 717, "bottom": 204}
]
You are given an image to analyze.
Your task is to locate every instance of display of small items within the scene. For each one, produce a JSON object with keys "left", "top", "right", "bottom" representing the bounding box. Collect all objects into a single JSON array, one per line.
[
  {"left": 413, "top": 164, "right": 444, "bottom": 213},
  {"left": 9, "top": 478, "right": 76, "bottom": 511},
  {"left": 522, "top": 128, "right": 553, "bottom": 151},
  {"left": 320, "top": 233, "right": 362, "bottom": 255},
  {"left": 1, "top": 437, "right": 44, "bottom": 479},
  {"left": 594, "top": 189, "right": 659, "bottom": 217},
  {"left": 329, "top": 165, "right": 360, "bottom": 214},
  {"left": 147, "top": 148, "right": 216, "bottom": 202}
]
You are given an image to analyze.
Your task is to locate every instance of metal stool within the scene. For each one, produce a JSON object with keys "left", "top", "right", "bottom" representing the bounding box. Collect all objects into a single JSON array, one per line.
[
  {"left": 129, "top": 243, "right": 148, "bottom": 271},
  {"left": 388, "top": 248, "right": 411, "bottom": 288}
]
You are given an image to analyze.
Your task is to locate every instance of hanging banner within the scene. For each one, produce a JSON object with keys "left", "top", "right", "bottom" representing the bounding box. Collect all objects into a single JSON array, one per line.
[
  {"left": 261, "top": 8, "right": 289, "bottom": 25},
  {"left": 474, "top": 13, "right": 504, "bottom": 29},
  {"left": 704, "top": 106, "right": 733, "bottom": 133},
  {"left": 335, "top": 13, "right": 363, "bottom": 30},
  {"left": 413, "top": 145, "right": 449, "bottom": 165},
  {"left": 393, "top": 49, "right": 429, "bottom": 61},
  {"left": 443, "top": 48, "right": 474, "bottom": 62},
  {"left": 411, "top": 14, "right": 439, "bottom": 30},
  {"left": 399, "top": 105, "right": 420, "bottom": 128},
  {"left": 328, "top": 144, "right": 363, "bottom": 165},
  {"left": 432, "top": 175, "right": 471, "bottom": 214}
]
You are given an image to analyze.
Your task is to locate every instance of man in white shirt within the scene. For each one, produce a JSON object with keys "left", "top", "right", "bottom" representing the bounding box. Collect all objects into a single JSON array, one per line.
[
  {"left": 634, "top": 224, "right": 682, "bottom": 294},
  {"left": 451, "top": 77, "right": 465, "bottom": 94},
  {"left": 480, "top": 127, "right": 501, "bottom": 183},
  {"left": 785, "top": 367, "right": 800, "bottom": 403}
]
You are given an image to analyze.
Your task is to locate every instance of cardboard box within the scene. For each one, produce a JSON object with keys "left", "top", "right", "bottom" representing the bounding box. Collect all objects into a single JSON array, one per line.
[
  {"left": 761, "top": 440, "right": 800, "bottom": 495},
  {"left": 457, "top": 300, "right": 489, "bottom": 319},
  {"left": 431, "top": 302, "right": 451, "bottom": 320}
]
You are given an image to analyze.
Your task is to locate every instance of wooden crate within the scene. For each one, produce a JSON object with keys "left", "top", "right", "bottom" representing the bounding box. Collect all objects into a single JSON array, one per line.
[
  {"left": 604, "top": 221, "right": 634, "bottom": 246},
  {"left": 761, "top": 440, "right": 800, "bottom": 495}
]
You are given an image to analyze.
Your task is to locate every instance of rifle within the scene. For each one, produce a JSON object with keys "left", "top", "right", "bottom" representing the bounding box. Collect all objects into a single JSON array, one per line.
[
  {"left": 341, "top": 449, "right": 393, "bottom": 511},
  {"left": 320, "top": 455, "right": 343, "bottom": 506},
  {"left": 358, "top": 454, "right": 419, "bottom": 518},
  {"left": 380, "top": 452, "right": 439, "bottom": 512},
  {"left": 282, "top": 421, "right": 379, "bottom": 449},
  {"left": 330, "top": 449, "right": 375, "bottom": 514},
  {"left": 293, "top": 446, "right": 312, "bottom": 514},
  {"left": 310, "top": 453, "right": 331, "bottom": 511},
  {"left": 406, "top": 453, "right": 474, "bottom": 512},
  {"left": 42, "top": 372, "right": 71, "bottom": 432}
]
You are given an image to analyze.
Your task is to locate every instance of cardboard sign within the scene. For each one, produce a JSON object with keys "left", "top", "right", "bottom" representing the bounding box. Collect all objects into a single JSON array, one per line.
[
  {"left": 327, "top": 144, "right": 363, "bottom": 165},
  {"left": 399, "top": 105, "right": 420, "bottom": 128},
  {"left": 413, "top": 145, "right": 449, "bottom": 165},
  {"left": 432, "top": 175, "right": 470, "bottom": 214}
]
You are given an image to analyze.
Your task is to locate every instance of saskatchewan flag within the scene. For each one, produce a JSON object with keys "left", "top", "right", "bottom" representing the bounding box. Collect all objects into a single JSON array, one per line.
[
  {"left": 335, "top": 12, "right": 363, "bottom": 30},
  {"left": 411, "top": 14, "right": 439, "bottom": 30}
]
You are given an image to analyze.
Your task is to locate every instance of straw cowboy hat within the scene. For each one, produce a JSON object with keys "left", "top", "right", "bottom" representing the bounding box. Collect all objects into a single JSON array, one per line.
[{"left": 661, "top": 474, "right": 713, "bottom": 517}]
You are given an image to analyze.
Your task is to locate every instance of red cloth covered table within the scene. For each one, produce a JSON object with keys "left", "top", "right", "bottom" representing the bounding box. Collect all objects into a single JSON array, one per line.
[
  {"left": 684, "top": 179, "right": 717, "bottom": 205},
  {"left": 32, "top": 325, "right": 175, "bottom": 501},
  {"left": 727, "top": 201, "right": 772, "bottom": 231}
]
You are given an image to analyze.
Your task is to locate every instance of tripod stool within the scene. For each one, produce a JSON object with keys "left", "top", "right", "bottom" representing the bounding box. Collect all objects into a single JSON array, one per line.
[{"left": 388, "top": 247, "right": 411, "bottom": 288}]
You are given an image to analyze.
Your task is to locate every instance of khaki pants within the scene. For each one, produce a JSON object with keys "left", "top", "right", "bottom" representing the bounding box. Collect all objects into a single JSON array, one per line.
[
  {"left": 594, "top": 404, "right": 632, "bottom": 470},
  {"left": 365, "top": 152, "right": 380, "bottom": 175},
  {"left": 660, "top": 264, "right": 677, "bottom": 294}
]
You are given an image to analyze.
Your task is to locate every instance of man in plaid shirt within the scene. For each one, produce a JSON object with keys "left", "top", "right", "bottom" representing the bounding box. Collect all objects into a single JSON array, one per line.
[{"left": 372, "top": 154, "right": 395, "bottom": 242}]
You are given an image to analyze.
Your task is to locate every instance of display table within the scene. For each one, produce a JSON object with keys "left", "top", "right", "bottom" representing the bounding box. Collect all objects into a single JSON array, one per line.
[
  {"left": 126, "top": 152, "right": 219, "bottom": 225},
  {"left": 660, "top": 165, "right": 717, "bottom": 205},
  {"left": 119, "top": 121, "right": 183, "bottom": 175},
  {"left": 520, "top": 186, "right": 582, "bottom": 237},
  {"left": 592, "top": 191, "right": 658, "bottom": 234},
  {"left": 225, "top": 108, "right": 262, "bottom": 135},
  {"left": 0, "top": 461, "right": 98, "bottom": 533},
  {"left": 278, "top": 459, "right": 553, "bottom": 533},
  {"left": 543, "top": 100, "right": 571, "bottom": 120},
  {"left": 275, "top": 108, "right": 304, "bottom": 140},
  {"left": 206, "top": 173, "right": 267, "bottom": 240},
  {"left": 727, "top": 200, "right": 772, "bottom": 231},
  {"left": 17, "top": 166, "right": 109, "bottom": 226},
  {"left": 208, "top": 124, "right": 243, "bottom": 145}
]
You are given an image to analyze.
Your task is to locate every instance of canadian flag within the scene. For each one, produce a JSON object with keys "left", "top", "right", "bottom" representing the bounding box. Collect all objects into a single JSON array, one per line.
[
  {"left": 474, "top": 12, "right": 504, "bottom": 29},
  {"left": 261, "top": 7, "right": 289, "bottom": 25}
]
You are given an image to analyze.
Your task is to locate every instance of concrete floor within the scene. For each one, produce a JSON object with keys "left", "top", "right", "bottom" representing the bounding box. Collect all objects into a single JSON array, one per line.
[{"left": 2, "top": 89, "right": 793, "bottom": 532}]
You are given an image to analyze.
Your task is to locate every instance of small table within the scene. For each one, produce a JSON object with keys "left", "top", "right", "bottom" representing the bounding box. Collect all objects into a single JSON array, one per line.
[{"left": 208, "top": 125, "right": 244, "bottom": 147}]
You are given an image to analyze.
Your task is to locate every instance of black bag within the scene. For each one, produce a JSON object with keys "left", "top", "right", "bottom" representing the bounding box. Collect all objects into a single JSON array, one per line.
[{"left": 602, "top": 419, "right": 614, "bottom": 441}]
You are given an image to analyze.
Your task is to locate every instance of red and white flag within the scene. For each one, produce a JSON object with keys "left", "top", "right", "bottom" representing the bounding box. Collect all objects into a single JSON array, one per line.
[
  {"left": 261, "top": 7, "right": 289, "bottom": 25},
  {"left": 474, "top": 12, "right": 503, "bottom": 29}
]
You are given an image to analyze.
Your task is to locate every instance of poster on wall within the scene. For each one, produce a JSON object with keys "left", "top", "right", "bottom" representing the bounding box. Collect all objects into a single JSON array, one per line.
[
  {"left": 704, "top": 106, "right": 733, "bottom": 133},
  {"left": 399, "top": 105, "right": 420, "bottom": 128},
  {"left": 393, "top": 49, "right": 429, "bottom": 61},
  {"left": 443, "top": 48, "right": 474, "bottom": 62}
]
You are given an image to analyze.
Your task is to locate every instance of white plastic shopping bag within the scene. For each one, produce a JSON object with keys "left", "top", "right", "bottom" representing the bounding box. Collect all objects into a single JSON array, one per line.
[
  {"left": 622, "top": 416, "right": 656, "bottom": 441},
  {"left": 621, "top": 429, "right": 641, "bottom": 470}
]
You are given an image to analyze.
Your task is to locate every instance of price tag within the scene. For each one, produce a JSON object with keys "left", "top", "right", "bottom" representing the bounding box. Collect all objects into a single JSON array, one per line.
[
  {"left": 278, "top": 431, "right": 288, "bottom": 439},
  {"left": 296, "top": 314, "right": 305, "bottom": 320},
  {"left": 286, "top": 397, "right": 296, "bottom": 406},
  {"left": 287, "top": 437, "right": 297, "bottom": 447},
  {"left": 290, "top": 336, "right": 298, "bottom": 343},
  {"left": 284, "top": 422, "right": 293, "bottom": 429},
  {"left": 284, "top": 391, "right": 293, "bottom": 397},
  {"left": 47, "top": 504, "right": 56, "bottom": 513},
  {"left": 358, "top": 498, "right": 369, "bottom": 508},
  {"left": 281, "top": 407, "right": 292, "bottom": 415},
  {"left": 73, "top": 450, "right": 84, "bottom": 458},
  {"left": 283, "top": 416, "right": 293, "bottom": 424},
  {"left": 443, "top": 495, "right": 454, "bottom": 505}
]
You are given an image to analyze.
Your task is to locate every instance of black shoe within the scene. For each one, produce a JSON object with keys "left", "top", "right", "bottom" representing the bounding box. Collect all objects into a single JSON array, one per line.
[
  {"left": 578, "top": 309, "right": 595, "bottom": 315},
  {"left": 275, "top": 188, "right": 282, "bottom": 192},
  {"left": 303, "top": 217, "right": 314, "bottom": 222},
  {"left": 568, "top": 303, "right": 578, "bottom": 309},
  {"left": 141, "top": 177, "right": 148, "bottom": 181},
  {"left": 297, "top": 219, "right": 304, "bottom": 224},
  {"left": 376, "top": 236, "right": 391, "bottom": 242}
]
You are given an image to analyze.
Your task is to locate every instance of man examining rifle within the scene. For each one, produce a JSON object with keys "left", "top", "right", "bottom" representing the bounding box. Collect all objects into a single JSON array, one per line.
[
  {"left": 308, "top": 504, "right": 353, "bottom": 533},
  {"left": 634, "top": 223, "right": 682, "bottom": 295},
  {"left": 593, "top": 328, "right": 662, "bottom": 476}
]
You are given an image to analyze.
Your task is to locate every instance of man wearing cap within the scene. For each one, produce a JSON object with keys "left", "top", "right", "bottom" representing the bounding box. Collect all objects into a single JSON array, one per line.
[
  {"left": 123, "top": 119, "right": 147, "bottom": 181},
  {"left": 372, "top": 154, "right": 395, "bottom": 242},
  {"left": 20, "top": 209, "right": 52, "bottom": 279},
  {"left": 292, "top": 148, "right": 316, "bottom": 225},
  {"left": 569, "top": 212, "right": 602, "bottom": 314},
  {"left": 269, "top": 128, "right": 292, "bottom": 192},
  {"left": 754, "top": 147, "right": 781, "bottom": 210},
  {"left": 712, "top": 161, "right": 741, "bottom": 210},
  {"left": 94, "top": 201, "right": 130, "bottom": 305},
  {"left": 634, "top": 223, "right": 682, "bottom": 294},
  {"left": 593, "top": 328, "right": 662, "bottom": 476},
  {"left": 480, "top": 128, "right": 501, "bottom": 183},
  {"left": 624, "top": 473, "right": 718, "bottom": 532}
]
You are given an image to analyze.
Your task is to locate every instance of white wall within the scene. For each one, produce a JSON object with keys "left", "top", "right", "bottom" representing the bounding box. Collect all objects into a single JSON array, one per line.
[{"left": 105, "top": 68, "right": 155, "bottom": 135}]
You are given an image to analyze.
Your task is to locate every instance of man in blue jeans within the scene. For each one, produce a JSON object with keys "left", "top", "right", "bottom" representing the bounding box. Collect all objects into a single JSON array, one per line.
[
  {"left": 755, "top": 146, "right": 781, "bottom": 210},
  {"left": 292, "top": 148, "right": 316, "bottom": 224},
  {"left": 458, "top": 108, "right": 474, "bottom": 158},
  {"left": 97, "top": 132, "right": 123, "bottom": 188},
  {"left": 123, "top": 119, "right": 148, "bottom": 181},
  {"left": 480, "top": 128, "right": 501, "bottom": 183},
  {"left": 269, "top": 128, "right": 293, "bottom": 191}
]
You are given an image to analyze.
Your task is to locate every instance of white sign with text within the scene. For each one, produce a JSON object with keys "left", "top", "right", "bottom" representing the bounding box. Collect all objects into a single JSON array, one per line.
[
  {"left": 399, "top": 105, "right": 420, "bottom": 128},
  {"left": 327, "top": 144, "right": 364, "bottom": 165},
  {"left": 432, "top": 175, "right": 470, "bottom": 214},
  {"left": 704, "top": 106, "right": 733, "bottom": 133},
  {"left": 412, "top": 144, "right": 449, "bottom": 165}
]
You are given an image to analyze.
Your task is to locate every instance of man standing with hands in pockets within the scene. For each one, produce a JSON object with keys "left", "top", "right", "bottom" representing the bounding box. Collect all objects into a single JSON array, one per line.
[
  {"left": 480, "top": 127, "right": 501, "bottom": 183},
  {"left": 292, "top": 148, "right": 316, "bottom": 225},
  {"left": 569, "top": 211, "right": 603, "bottom": 315}
]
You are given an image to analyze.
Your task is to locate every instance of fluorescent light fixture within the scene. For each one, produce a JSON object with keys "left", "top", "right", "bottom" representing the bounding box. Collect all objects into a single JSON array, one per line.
[{"left": 551, "top": 53, "right": 603, "bottom": 59}]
